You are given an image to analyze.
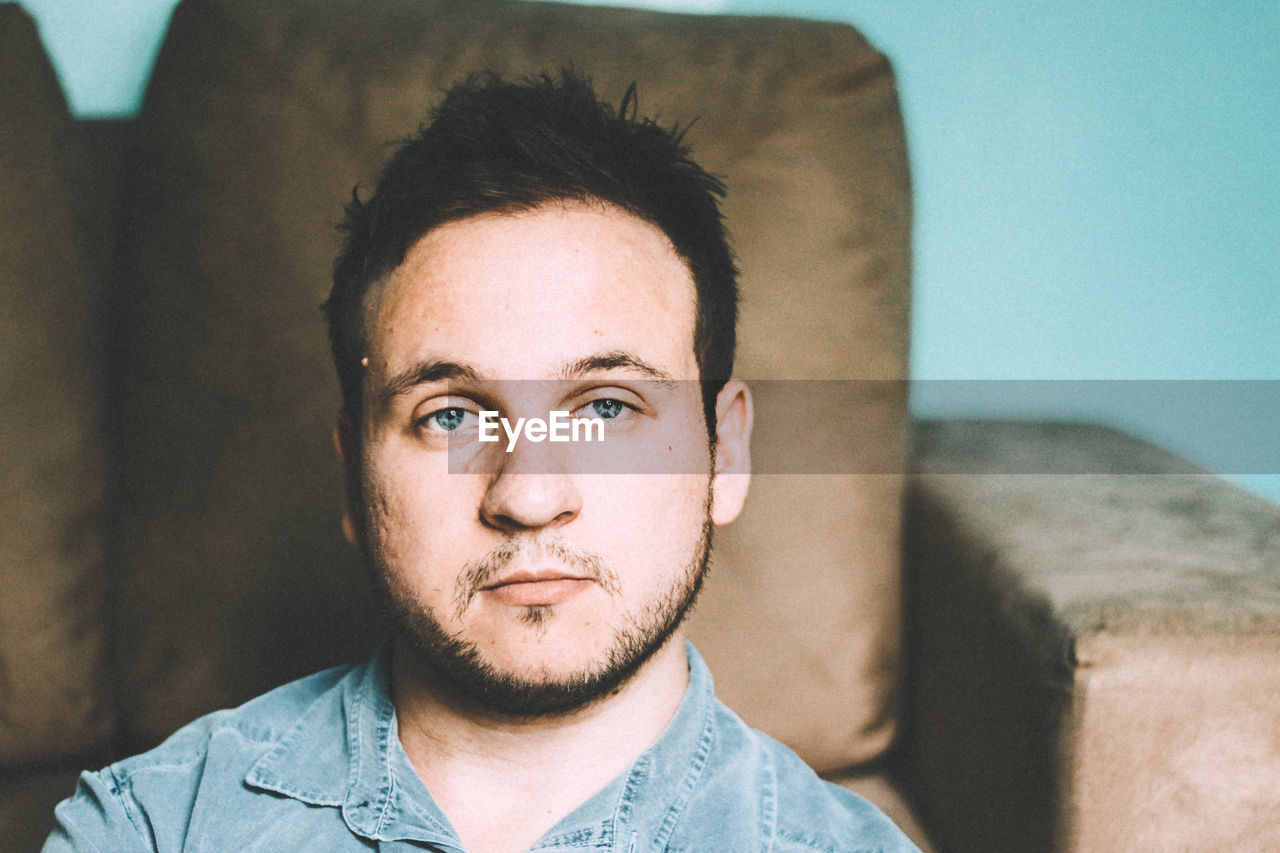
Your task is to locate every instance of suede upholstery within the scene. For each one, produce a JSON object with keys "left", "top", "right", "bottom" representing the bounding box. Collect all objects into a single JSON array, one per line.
[
  {"left": 0, "top": 4, "right": 112, "bottom": 766},
  {"left": 903, "top": 420, "right": 1280, "bottom": 852}
]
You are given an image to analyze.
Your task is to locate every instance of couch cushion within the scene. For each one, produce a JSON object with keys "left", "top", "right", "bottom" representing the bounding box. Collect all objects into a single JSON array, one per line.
[
  {"left": 116, "top": 0, "right": 911, "bottom": 770},
  {"left": 905, "top": 421, "right": 1280, "bottom": 851},
  {"left": 0, "top": 3, "right": 112, "bottom": 765},
  {"left": 1071, "top": 631, "right": 1280, "bottom": 851}
]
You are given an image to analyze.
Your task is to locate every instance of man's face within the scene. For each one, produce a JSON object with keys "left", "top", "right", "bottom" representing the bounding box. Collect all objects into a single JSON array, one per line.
[{"left": 339, "top": 202, "right": 748, "bottom": 716}]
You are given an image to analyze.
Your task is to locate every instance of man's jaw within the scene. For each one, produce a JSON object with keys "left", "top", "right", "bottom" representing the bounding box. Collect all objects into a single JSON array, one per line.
[{"left": 378, "top": 510, "right": 711, "bottom": 719}]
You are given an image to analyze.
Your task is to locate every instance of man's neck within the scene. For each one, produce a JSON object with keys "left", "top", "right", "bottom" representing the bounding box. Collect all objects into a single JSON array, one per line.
[{"left": 390, "top": 635, "right": 691, "bottom": 853}]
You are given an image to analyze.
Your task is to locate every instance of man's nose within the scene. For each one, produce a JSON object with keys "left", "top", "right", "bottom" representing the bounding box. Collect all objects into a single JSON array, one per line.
[{"left": 478, "top": 442, "right": 582, "bottom": 532}]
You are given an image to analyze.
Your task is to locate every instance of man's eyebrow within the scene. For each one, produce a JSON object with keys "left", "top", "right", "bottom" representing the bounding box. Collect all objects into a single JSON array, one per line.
[
  {"left": 561, "top": 351, "right": 677, "bottom": 387},
  {"left": 381, "top": 359, "right": 483, "bottom": 402}
]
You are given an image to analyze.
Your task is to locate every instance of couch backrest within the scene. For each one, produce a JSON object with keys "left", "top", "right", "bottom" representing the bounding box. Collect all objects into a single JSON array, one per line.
[
  {"left": 0, "top": 3, "right": 112, "bottom": 767},
  {"left": 87, "top": 0, "right": 909, "bottom": 773}
]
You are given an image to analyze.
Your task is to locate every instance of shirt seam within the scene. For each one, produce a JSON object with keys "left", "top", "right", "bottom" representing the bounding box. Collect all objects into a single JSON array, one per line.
[
  {"left": 342, "top": 665, "right": 372, "bottom": 834},
  {"left": 530, "top": 817, "right": 612, "bottom": 848},
  {"left": 105, "top": 766, "right": 156, "bottom": 850},
  {"left": 118, "top": 723, "right": 279, "bottom": 786},
  {"left": 374, "top": 684, "right": 398, "bottom": 836},
  {"left": 651, "top": 701, "right": 716, "bottom": 849},
  {"left": 759, "top": 733, "right": 778, "bottom": 853},
  {"left": 774, "top": 827, "right": 884, "bottom": 853},
  {"left": 606, "top": 750, "right": 647, "bottom": 851}
]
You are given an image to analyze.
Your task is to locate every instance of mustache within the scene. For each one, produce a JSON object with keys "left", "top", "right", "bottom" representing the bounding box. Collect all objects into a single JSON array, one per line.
[{"left": 452, "top": 537, "right": 621, "bottom": 619}]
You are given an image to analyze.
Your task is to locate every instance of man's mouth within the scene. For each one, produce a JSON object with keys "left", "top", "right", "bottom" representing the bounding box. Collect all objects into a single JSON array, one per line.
[
  {"left": 451, "top": 538, "right": 619, "bottom": 619},
  {"left": 480, "top": 570, "right": 595, "bottom": 607}
]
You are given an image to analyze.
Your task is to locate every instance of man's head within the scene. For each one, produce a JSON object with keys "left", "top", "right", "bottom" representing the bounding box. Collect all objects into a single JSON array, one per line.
[
  {"left": 325, "top": 71, "right": 752, "bottom": 718},
  {"left": 326, "top": 70, "right": 738, "bottom": 438}
]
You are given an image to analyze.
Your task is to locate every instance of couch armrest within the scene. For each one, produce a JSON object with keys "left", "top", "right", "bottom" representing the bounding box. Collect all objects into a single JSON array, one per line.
[{"left": 896, "top": 420, "right": 1280, "bottom": 853}]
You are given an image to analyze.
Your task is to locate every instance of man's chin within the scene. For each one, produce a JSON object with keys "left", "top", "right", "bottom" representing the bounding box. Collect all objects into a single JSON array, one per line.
[
  {"left": 398, "top": 623, "right": 661, "bottom": 718},
  {"left": 454, "top": 622, "right": 624, "bottom": 687}
]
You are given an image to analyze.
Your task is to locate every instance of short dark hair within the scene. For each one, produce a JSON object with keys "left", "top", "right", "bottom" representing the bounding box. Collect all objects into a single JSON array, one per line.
[{"left": 324, "top": 70, "right": 738, "bottom": 436}]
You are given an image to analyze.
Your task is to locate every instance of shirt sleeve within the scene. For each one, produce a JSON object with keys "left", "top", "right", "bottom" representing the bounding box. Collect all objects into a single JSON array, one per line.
[{"left": 42, "top": 769, "right": 153, "bottom": 853}]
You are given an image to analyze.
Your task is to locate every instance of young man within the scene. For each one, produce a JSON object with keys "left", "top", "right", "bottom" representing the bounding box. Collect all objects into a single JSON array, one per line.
[{"left": 46, "top": 71, "right": 917, "bottom": 852}]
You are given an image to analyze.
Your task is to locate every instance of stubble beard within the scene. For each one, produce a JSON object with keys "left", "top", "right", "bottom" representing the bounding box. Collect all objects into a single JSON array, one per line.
[{"left": 368, "top": 500, "right": 713, "bottom": 719}]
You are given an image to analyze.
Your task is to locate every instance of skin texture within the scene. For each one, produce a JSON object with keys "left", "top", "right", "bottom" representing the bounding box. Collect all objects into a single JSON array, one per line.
[{"left": 335, "top": 202, "right": 752, "bottom": 853}]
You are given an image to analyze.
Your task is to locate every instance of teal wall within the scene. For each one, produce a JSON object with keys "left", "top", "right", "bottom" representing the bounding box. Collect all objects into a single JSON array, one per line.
[{"left": 20, "top": 0, "right": 1279, "bottom": 499}]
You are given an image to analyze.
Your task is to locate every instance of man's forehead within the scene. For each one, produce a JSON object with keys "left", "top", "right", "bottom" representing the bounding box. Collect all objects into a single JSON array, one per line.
[{"left": 358, "top": 203, "right": 699, "bottom": 377}]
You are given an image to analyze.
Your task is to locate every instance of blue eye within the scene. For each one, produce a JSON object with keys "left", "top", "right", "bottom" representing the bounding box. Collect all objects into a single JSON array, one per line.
[
  {"left": 426, "top": 407, "right": 469, "bottom": 432},
  {"left": 590, "top": 399, "right": 626, "bottom": 419}
]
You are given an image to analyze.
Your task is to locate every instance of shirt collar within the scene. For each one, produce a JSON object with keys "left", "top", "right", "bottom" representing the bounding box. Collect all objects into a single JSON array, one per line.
[
  {"left": 536, "top": 642, "right": 717, "bottom": 852},
  {"left": 246, "top": 641, "right": 718, "bottom": 851}
]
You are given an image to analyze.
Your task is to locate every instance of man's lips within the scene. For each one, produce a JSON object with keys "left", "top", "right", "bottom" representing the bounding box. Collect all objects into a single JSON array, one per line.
[{"left": 480, "top": 571, "right": 594, "bottom": 607}]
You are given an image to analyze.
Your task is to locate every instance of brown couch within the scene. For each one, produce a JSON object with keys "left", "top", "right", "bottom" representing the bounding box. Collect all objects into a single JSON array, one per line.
[{"left": 3, "top": 2, "right": 1278, "bottom": 851}]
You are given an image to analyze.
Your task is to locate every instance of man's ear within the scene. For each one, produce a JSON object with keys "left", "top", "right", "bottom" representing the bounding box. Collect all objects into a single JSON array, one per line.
[
  {"left": 333, "top": 414, "right": 363, "bottom": 547},
  {"left": 710, "top": 380, "right": 753, "bottom": 526}
]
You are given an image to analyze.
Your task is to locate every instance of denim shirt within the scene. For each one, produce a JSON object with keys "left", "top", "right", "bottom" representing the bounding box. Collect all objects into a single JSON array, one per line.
[{"left": 44, "top": 644, "right": 919, "bottom": 852}]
